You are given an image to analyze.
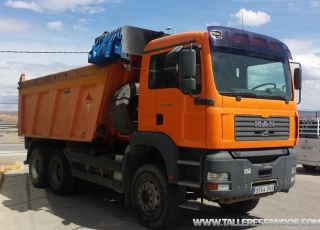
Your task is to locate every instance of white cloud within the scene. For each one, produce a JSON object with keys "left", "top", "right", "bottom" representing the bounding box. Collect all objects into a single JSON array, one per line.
[
  {"left": 79, "top": 18, "right": 88, "bottom": 23},
  {"left": 284, "top": 39, "right": 320, "bottom": 110},
  {"left": 205, "top": 22, "right": 221, "bottom": 27},
  {"left": 0, "top": 61, "right": 83, "bottom": 110},
  {"left": 230, "top": 8, "right": 271, "bottom": 27},
  {"left": 0, "top": 16, "right": 31, "bottom": 33},
  {"left": 47, "top": 21, "right": 63, "bottom": 30},
  {"left": 5, "top": 0, "right": 118, "bottom": 13},
  {"left": 73, "top": 25, "right": 84, "bottom": 31},
  {"left": 310, "top": 1, "right": 320, "bottom": 7},
  {"left": 75, "top": 6, "right": 105, "bottom": 14},
  {"left": 73, "top": 18, "right": 89, "bottom": 31},
  {"left": 0, "top": 40, "right": 89, "bottom": 108},
  {"left": 5, "top": 0, "right": 42, "bottom": 12},
  {"left": 283, "top": 39, "right": 320, "bottom": 57}
]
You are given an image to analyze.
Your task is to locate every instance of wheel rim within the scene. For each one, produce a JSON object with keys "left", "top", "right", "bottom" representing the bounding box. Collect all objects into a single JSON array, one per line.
[
  {"left": 51, "top": 159, "right": 63, "bottom": 186},
  {"left": 31, "top": 156, "right": 40, "bottom": 179},
  {"left": 137, "top": 179, "right": 160, "bottom": 213}
]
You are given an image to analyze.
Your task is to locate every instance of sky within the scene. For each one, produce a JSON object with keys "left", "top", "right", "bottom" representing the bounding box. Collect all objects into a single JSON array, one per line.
[{"left": 0, "top": 0, "right": 319, "bottom": 111}]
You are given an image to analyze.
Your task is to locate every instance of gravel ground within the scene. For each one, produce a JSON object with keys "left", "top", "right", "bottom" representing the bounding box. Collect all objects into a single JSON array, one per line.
[
  {"left": 0, "top": 131, "right": 24, "bottom": 144},
  {"left": 0, "top": 113, "right": 23, "bottom": 144}
]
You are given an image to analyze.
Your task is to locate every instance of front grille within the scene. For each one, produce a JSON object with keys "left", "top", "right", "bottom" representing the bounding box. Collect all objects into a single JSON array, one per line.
[{"left": 235, "top": 115, "right": 289, "bottom": 141}]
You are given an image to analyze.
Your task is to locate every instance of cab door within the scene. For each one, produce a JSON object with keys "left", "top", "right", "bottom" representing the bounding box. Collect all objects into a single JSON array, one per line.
[{"left": 152, "top": 46, "right": 206, "bottom": 148}]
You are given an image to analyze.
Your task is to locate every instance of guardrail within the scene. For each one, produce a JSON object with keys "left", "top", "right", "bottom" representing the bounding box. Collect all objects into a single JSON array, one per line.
[{"left": 0, "top": 124, "right": 18, "bottom": 131}]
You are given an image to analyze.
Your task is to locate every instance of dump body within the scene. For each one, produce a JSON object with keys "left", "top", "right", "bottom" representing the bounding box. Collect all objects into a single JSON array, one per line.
[{"left": 18, "top": 60, "right": 139, "bottom": 142}]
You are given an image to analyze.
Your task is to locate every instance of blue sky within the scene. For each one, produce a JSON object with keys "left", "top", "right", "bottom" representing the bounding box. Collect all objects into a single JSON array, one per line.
[{"left": 0, "top": 0, "right": 319, "bottom": 110}]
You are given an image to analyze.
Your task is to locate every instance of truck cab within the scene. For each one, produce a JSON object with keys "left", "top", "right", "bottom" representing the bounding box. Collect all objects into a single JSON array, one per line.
[{"left": 136, "top": 26, "right": 301, "bottom": 202}]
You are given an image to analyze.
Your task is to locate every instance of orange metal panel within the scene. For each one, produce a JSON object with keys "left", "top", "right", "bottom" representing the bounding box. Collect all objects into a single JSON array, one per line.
[
  {"left": 32, "top": 91, "right": 50, "bottom": 135},
  {"left": 19, "top": 63, "right": 111, "bottom": 141},
  {"left": 139, "top": 33, "right": 208, "bottom": 148},
  {"left": 206, "top": 101, "right": 297, "bottom": 150},
  {"left": 18, "top": 62, "right": 139, "bottom": 142},
  {"left": 156, "top": 88, "right": 206, "bottom": 148},
  {"left": 50, "top": 88, "right": 72, "bottom": 138}
]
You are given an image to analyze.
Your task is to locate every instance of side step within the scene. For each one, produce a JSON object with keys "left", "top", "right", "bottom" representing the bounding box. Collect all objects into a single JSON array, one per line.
[
  {"left": 178, "top": 180, "right": 201, "bottom": 188},
  {"left": 179, "top": 200, "right": 202, "bottom": 210}
]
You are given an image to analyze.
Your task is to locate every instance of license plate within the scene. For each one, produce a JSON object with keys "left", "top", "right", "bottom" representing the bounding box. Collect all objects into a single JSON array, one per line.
[{"left": 251, "top": 184, "right": 275, "bottom": 195}]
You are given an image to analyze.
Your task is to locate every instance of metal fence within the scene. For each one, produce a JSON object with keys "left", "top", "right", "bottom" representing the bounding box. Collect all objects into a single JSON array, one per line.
[{"left": 0, "top": 124, "right": 18, "bottom": 131}]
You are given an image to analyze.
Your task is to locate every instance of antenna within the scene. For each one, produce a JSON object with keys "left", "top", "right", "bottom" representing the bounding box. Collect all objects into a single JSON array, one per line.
[{"left": 241, "top": 10, "right": 244, "bottom": 30}]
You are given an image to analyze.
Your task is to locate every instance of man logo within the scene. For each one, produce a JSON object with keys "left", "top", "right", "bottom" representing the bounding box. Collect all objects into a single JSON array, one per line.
[
  {"left": 255, "top": 120, "right": 275, "bottom": 128},
  {"left": 262, "top": 130, "right": 270, "bottom": 137}
]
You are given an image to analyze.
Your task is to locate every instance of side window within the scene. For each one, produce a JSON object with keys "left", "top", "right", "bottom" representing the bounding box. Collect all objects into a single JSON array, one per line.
[
  {"left": 163, "top": 53, "right": 180, "bottom": 88},
  {"left": 148, "top": 48, "right": 202, "bottom": 94},
  {"left": 149, "top": 55, "right": 162, "bottom": 89}
]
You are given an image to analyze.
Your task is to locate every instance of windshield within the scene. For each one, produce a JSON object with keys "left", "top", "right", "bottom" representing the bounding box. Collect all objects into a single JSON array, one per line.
[{"left": 211, "top": 49, "right": 293, "bottom": 101}]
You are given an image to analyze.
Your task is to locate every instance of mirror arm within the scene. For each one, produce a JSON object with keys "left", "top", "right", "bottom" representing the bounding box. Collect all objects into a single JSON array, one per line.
[
  {"left": 188, "top": 90, "right": 196, "bottom": 99},
  {"left": 190, "top": 43, "right": 202, "bottom": 50},
  {"left": 290, "top": 61, "right": 301, "bottom": 68},
  {"left": 297, "top": 90, "right": 301, "bottom": 104}
]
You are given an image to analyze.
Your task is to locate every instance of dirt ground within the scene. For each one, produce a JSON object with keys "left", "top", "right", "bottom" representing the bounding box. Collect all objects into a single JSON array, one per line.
[{"left": 0, "top": 112, "right": 23, "bottom": 144}]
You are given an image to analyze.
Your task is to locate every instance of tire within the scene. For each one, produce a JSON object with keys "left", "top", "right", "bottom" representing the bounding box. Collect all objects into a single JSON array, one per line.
[
  {"left": 219, "top": 198, "right": 260, "bottom": 214},
  {"left": 109, "top": 82, "right": 139, "bottom": 135},
  {"left": 48, "top": 150, "right": 76, "bottom": 196},
  {"left": 302, "top": 164, "right": 317, "bottom": 171},
  {"left": 132, "top": 164, "right": 180, "bottom": 229},
  {"left": 29, "top": 147, "right": 51, "bottom": 188}
]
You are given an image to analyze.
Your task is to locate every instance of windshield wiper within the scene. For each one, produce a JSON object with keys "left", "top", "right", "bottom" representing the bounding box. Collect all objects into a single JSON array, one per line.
[
  {"left": 259, "top": 94, "right": 289, "bottom": 104},
  {"left": 220, "top": 92, "right": 259, "bottom": 100}
]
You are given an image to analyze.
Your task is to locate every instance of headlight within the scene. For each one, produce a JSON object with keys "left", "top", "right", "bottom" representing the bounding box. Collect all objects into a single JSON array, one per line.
[
  {"left": 207, "top": 172, "right": 229, "bottom": 181},
  {"left": 291, "top": 166, "right": 296, "bottom": 174}
]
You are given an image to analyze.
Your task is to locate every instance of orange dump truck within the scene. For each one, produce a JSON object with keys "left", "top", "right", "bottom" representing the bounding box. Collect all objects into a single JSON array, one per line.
[{"left": 18, "top": 25, "right": 302, "bottom": 229}]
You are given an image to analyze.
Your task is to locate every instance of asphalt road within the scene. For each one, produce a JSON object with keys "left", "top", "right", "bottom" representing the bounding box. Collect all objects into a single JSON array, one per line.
[
  {"left": 0, "top": 143, "right": 25, "bottom": 153},
  {"left": 0, "top": 144, "right": 320, "bottom": 230}
]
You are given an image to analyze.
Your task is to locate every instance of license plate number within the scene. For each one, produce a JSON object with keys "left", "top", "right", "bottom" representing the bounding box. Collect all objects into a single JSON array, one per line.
[
  {"left": 301, "top": 146, "right": 312, "bottom": 150},
  {"left": 251, "top": 184, "right": 275, "bottom": 194}
]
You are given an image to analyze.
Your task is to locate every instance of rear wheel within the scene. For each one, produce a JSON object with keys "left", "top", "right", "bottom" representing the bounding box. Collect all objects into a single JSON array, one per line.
[
  {"left": 132, "top": 164, "right": 179, "bottom": 229},
  {"left": 219, "top": 198, "right": 260, "bottom": 214},
  {"left": 302, "top": 164, "right": 317, "bottom": 171},
  {"left": 29, "top": 147, "right": 51, "bottom": 188},
  {"left": 49, "top": 150, "right": 76, "bottom": 196}
]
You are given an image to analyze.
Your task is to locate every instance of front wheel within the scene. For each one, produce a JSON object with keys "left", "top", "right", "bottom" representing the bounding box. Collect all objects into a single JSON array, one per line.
[
  {"left": 132, "top": 164, "right": 179, "bottom": 229},
  {"left": 219, "top": 198, "right": 260, "bottom": 214}
]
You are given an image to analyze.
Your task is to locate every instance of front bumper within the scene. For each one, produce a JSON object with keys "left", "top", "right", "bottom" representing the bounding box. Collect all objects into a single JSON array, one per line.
[{"left": 202, "top": 147, "right": 297, "bottom": 200}]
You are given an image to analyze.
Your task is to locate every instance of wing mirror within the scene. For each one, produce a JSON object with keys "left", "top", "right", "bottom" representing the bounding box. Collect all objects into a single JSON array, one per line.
[{"left": 179, "top": 47, "right": 196, "bottom": 93}]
